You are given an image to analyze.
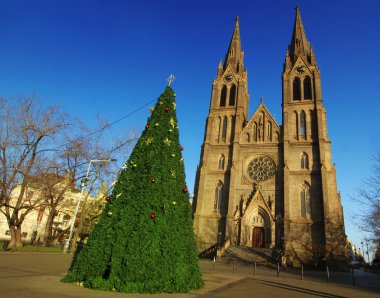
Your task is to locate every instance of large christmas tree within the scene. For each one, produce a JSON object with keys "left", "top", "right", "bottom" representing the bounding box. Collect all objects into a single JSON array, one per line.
[{"left": 62, "top": 85, "right": 203, "bottom": 293}]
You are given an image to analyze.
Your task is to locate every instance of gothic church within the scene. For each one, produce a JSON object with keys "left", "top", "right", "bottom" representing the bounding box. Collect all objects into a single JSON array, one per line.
[{"left": 193, "top": 7, "right": 346, "bottom": 266}]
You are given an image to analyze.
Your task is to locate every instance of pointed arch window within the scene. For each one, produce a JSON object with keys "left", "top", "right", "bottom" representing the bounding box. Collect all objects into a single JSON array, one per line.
[
  {"left": 267, "top": 122, "right": 272, "bottom": 142},
  {"left": 300, "top": 111, "right": 306, "bottom": 138},
  {"left": 220, "top": 85, "right": 227, "bottom": 107},
  {"left": 219, "top": 154, "right": 225, "bottom": 169},
  {"left": 293, "top": 77, "right": 301, "bottom": 100},
  {"left": 301, "top": 152, "right": 309, "bottom": 169},
  {"left": 300, "top": 183, "right": 311, "bottom": 218},
  {"left": 304, "top": 76, "right": 312, "bottom": 100},
  {"left": 221, "top": 116, "right": 227, "bottom": 142},
  {"left": 229, "top": 84, "right": 236, "bottom": 106},
  {"left": 214, "top": 181, "right": 223, "bottom": 212},
  {"left": 246, "top": 133, "right": 250, "bottom": 142}
]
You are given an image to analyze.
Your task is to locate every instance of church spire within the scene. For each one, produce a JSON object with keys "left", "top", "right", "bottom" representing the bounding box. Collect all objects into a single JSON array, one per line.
[
  {"left": 224, "top": 17, "right": 244, "bottom": 73},
  {"left": 288, "top": 6, "right": 310, "bottom": 64}
]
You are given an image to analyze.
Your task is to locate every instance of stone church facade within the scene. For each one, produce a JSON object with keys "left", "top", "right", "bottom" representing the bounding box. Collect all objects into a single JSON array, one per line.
[{"left": 193, "top": 7, "right": 347, "bottom": 267}]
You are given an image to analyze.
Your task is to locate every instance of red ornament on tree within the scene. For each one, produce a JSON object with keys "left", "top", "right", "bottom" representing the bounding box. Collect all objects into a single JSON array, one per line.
[
  {"left": 183, "top": 187, "right": 188, "bottom": 193},
  {"left": 180, "top": 146, "right": 184, "bottom": 151},
  {"left": 151, "top": 179, "right": 156, "bottom": 183},
  {"left": 145, "top": 124, "right": 150, "bottom": 129},
  {"left": 165, "top": 107, "right": 170, "bottom": 112},
  {"left": 150, "top": 213, "right": 156, "bottom": 219}
]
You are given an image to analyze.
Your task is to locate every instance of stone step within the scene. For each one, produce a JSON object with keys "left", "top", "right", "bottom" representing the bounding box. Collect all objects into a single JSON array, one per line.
[{"left": 221, "top": 245, "right": 277, "bottom": 268}]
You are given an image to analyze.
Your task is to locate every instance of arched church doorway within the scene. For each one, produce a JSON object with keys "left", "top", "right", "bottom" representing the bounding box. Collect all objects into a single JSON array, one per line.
[{"left": 252, "top": 227, "right": 265, "bottom": 247}]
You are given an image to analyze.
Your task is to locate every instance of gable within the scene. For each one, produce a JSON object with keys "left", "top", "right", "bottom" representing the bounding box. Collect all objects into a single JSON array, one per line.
[{"left": 241, "top": 102, "right": 281, "bottom": 144}]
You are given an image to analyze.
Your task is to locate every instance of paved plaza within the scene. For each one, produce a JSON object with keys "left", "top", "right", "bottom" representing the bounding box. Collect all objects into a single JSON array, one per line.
[{"left": 0, "top": 252, "right": 379, "bottom": 297}]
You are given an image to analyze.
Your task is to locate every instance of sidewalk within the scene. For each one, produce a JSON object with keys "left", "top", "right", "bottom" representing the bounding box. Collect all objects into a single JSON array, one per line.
[{"left": 0, "top": 252, "right": 379, "bottom": 297}]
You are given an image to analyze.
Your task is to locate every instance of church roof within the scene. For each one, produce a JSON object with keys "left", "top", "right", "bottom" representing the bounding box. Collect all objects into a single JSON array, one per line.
[
  {"left": 288, "top": 6, "right": 310, "bottom": 63},
  {"left": 223, "top": 17, "right": 244, "bottom": 72}
]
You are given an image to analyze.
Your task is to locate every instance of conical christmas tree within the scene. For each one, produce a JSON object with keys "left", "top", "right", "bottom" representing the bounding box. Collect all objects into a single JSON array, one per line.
[{"left": 62, "top": 86, "right": 204, "bottom": 293}]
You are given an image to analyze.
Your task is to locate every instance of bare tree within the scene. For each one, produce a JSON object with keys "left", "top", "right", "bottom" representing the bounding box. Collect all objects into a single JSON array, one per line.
[
  {"left": 353, "top": 153, "right": 380, "bottom": 245},
  {"left": 0, "top": 96, "right": 138, "bottom": 249},
  {"left": 41, "top": 122, "right": 137, "bottom": 248},
  {"left": 0, "top": 96, "right": 71, "bottom": 248}
]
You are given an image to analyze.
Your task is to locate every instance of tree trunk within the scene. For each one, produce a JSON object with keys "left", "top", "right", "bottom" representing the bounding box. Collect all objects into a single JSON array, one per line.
[
  {"left": 43, "top": 210, "right": 56, "bottom": 247},
  {"left": 7, "top": 225, "right": 23, "bottom": 249}
]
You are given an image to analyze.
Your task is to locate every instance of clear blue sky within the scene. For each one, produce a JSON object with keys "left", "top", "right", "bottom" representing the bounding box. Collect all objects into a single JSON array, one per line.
[{"left": 1, "top": 0, "right": 379, "bottom": 257}]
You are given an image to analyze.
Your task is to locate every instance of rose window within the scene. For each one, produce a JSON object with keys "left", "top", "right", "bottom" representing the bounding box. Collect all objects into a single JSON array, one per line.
[{"left": 247, "top": 156, "right": 276, "bottom": 182}]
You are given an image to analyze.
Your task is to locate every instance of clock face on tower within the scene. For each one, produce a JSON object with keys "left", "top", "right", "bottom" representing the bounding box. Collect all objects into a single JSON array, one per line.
[
  {"left": 295, "top": 65, "right": 306, "bottom": 74},
  {"left": 224, "top": 74, "right": 233, "bottom": 82}
]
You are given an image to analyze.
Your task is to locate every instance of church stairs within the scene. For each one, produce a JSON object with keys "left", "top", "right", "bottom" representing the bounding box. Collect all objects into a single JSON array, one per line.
[{"left": 220, "top": 245, "right": 276, "bottom": 268}]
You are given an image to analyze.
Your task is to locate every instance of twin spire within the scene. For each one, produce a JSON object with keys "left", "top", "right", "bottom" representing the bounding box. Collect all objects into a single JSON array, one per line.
[
  {"left": 222, "top": 7, "right": 314, "bottom": 71},
  {"left": 288, "top": 6, "right": 312, "bottom": 64},
  {"left": 223, "top": 16, "right": 244, "bottom": 73}
]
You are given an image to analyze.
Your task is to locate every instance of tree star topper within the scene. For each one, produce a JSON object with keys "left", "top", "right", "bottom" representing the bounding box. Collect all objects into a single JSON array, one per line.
[{"left": 167, "top": 74, "right": 176, "bottom": 86}]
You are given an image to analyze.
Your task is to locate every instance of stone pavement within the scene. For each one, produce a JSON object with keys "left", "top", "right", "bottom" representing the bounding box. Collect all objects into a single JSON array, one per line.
[{"left": 0, "top": 252, "right": 379, "bottom": 297}]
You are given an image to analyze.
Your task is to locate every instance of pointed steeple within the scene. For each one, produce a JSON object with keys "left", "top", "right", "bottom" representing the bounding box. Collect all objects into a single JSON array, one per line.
[
  {"left": 224, "top": 17, "right": 244, "bottom": 73},
  {"left": 289, "top": 6, "right": 311, "bottom": 63}
]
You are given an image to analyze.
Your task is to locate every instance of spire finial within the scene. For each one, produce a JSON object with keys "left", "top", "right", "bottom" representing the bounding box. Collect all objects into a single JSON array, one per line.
[
  {"left": 235, "top": 16, "right": 240, "bottom": 23},
  {"left": 260, "top": 97, "right": 264, "bottom": 104}
]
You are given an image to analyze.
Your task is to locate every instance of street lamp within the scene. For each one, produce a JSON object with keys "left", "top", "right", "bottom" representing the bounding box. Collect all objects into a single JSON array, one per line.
[{"left": 63, "top": 159, "right": 116, "bottom": 253}]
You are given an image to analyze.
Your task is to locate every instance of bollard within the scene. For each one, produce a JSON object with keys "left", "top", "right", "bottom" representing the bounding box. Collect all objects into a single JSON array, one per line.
[
  {"left": 277, "top": 262, "right": 280, "bottom": 278},
  {"left": 212, "top": 256, "right": 215, "bottom": 270},
  {"left": 254, "top": 261, "right": 256, "bottom": 278},
  {"left": 352, "top": 267, "right": 355, "bottom": 286},
  {"left": 301, "top": 264, "right": 304, "bottom": 280},
  {"left": 326, "top": 266, "right": 330, "bottom": 283}
]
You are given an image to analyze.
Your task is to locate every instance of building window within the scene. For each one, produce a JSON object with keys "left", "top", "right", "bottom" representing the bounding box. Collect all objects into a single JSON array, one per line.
[
  {"left": 221, "top": 116, "right": 227, "bottom": 141},
  {"left": 219, "top": 154, "right": 225, "bottom": 169},
  {"left": 267, "top": 122, "right": 272, "bottom": 141},
  {"left": 220, "top": 85, "right": 227, "bottom": 107},
  {"left": 300, "top": 110, "right": 306, "bottom": 138},
  {"left": 301, "top": 152, "right": 309, "bottom": 169},
  {"left": 300, "top": 183, "right": 311, "bottom": 218},
  {"left": 293, "top": 77, "right": 301, "bottom": 100},
  {"left": 229, "top": 84, "right": 236, "bottom": 106},
  {"left": 304, "top": 76, "right": 312, "bottom": 100},
  {"left": 214, "top": 181, "right": 223, "bottom": 212},
  {"left": 246, "top": 133, "right": 250, "bottom": 142}
]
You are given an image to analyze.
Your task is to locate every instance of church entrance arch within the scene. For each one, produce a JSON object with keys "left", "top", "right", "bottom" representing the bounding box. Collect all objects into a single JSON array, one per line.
[{"left": 241, "top": 199, "right": 273, "bottom": 248}]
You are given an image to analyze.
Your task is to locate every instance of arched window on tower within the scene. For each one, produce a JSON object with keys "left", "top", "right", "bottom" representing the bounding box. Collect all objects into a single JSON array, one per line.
[
  {"left": 221, "top": 116, "right": 228, "bottom": 142},
  {"left": 301, "top": 152, "right": 309, "bottom": 169},
  {"left": 293, "top": 77, "right": 301, "bottom": 100},
  {"left": 246, "top": 133, "right": 250, "bottom": 142},
  {"left": 229, "top": 84, "right": 236, "bottom": 106},
  {"left": 300, "top": 183, "right": 311, "bottom": 218},
  {"left": 220, "top": 85, "right": 227, "bottom": 107},
  {"left": 214, "top": 181, "right": 223, "bottom": 212},
  {"left": 219, "top": 154, "right": 225, "bottom": 169},
  {"left": 304, "top": 76, "right": 312, "bottom": 100},
  {"left": 253, "top": 123, "right": 257, "bottom": 142},
  {"left": 300, "top": 111, "right": 306, "bottom": 138}
]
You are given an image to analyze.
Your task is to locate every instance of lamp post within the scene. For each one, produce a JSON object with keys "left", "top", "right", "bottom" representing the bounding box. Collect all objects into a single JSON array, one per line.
[{"left": 63, "top": 159, "right": 116, "bottom": 253}]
